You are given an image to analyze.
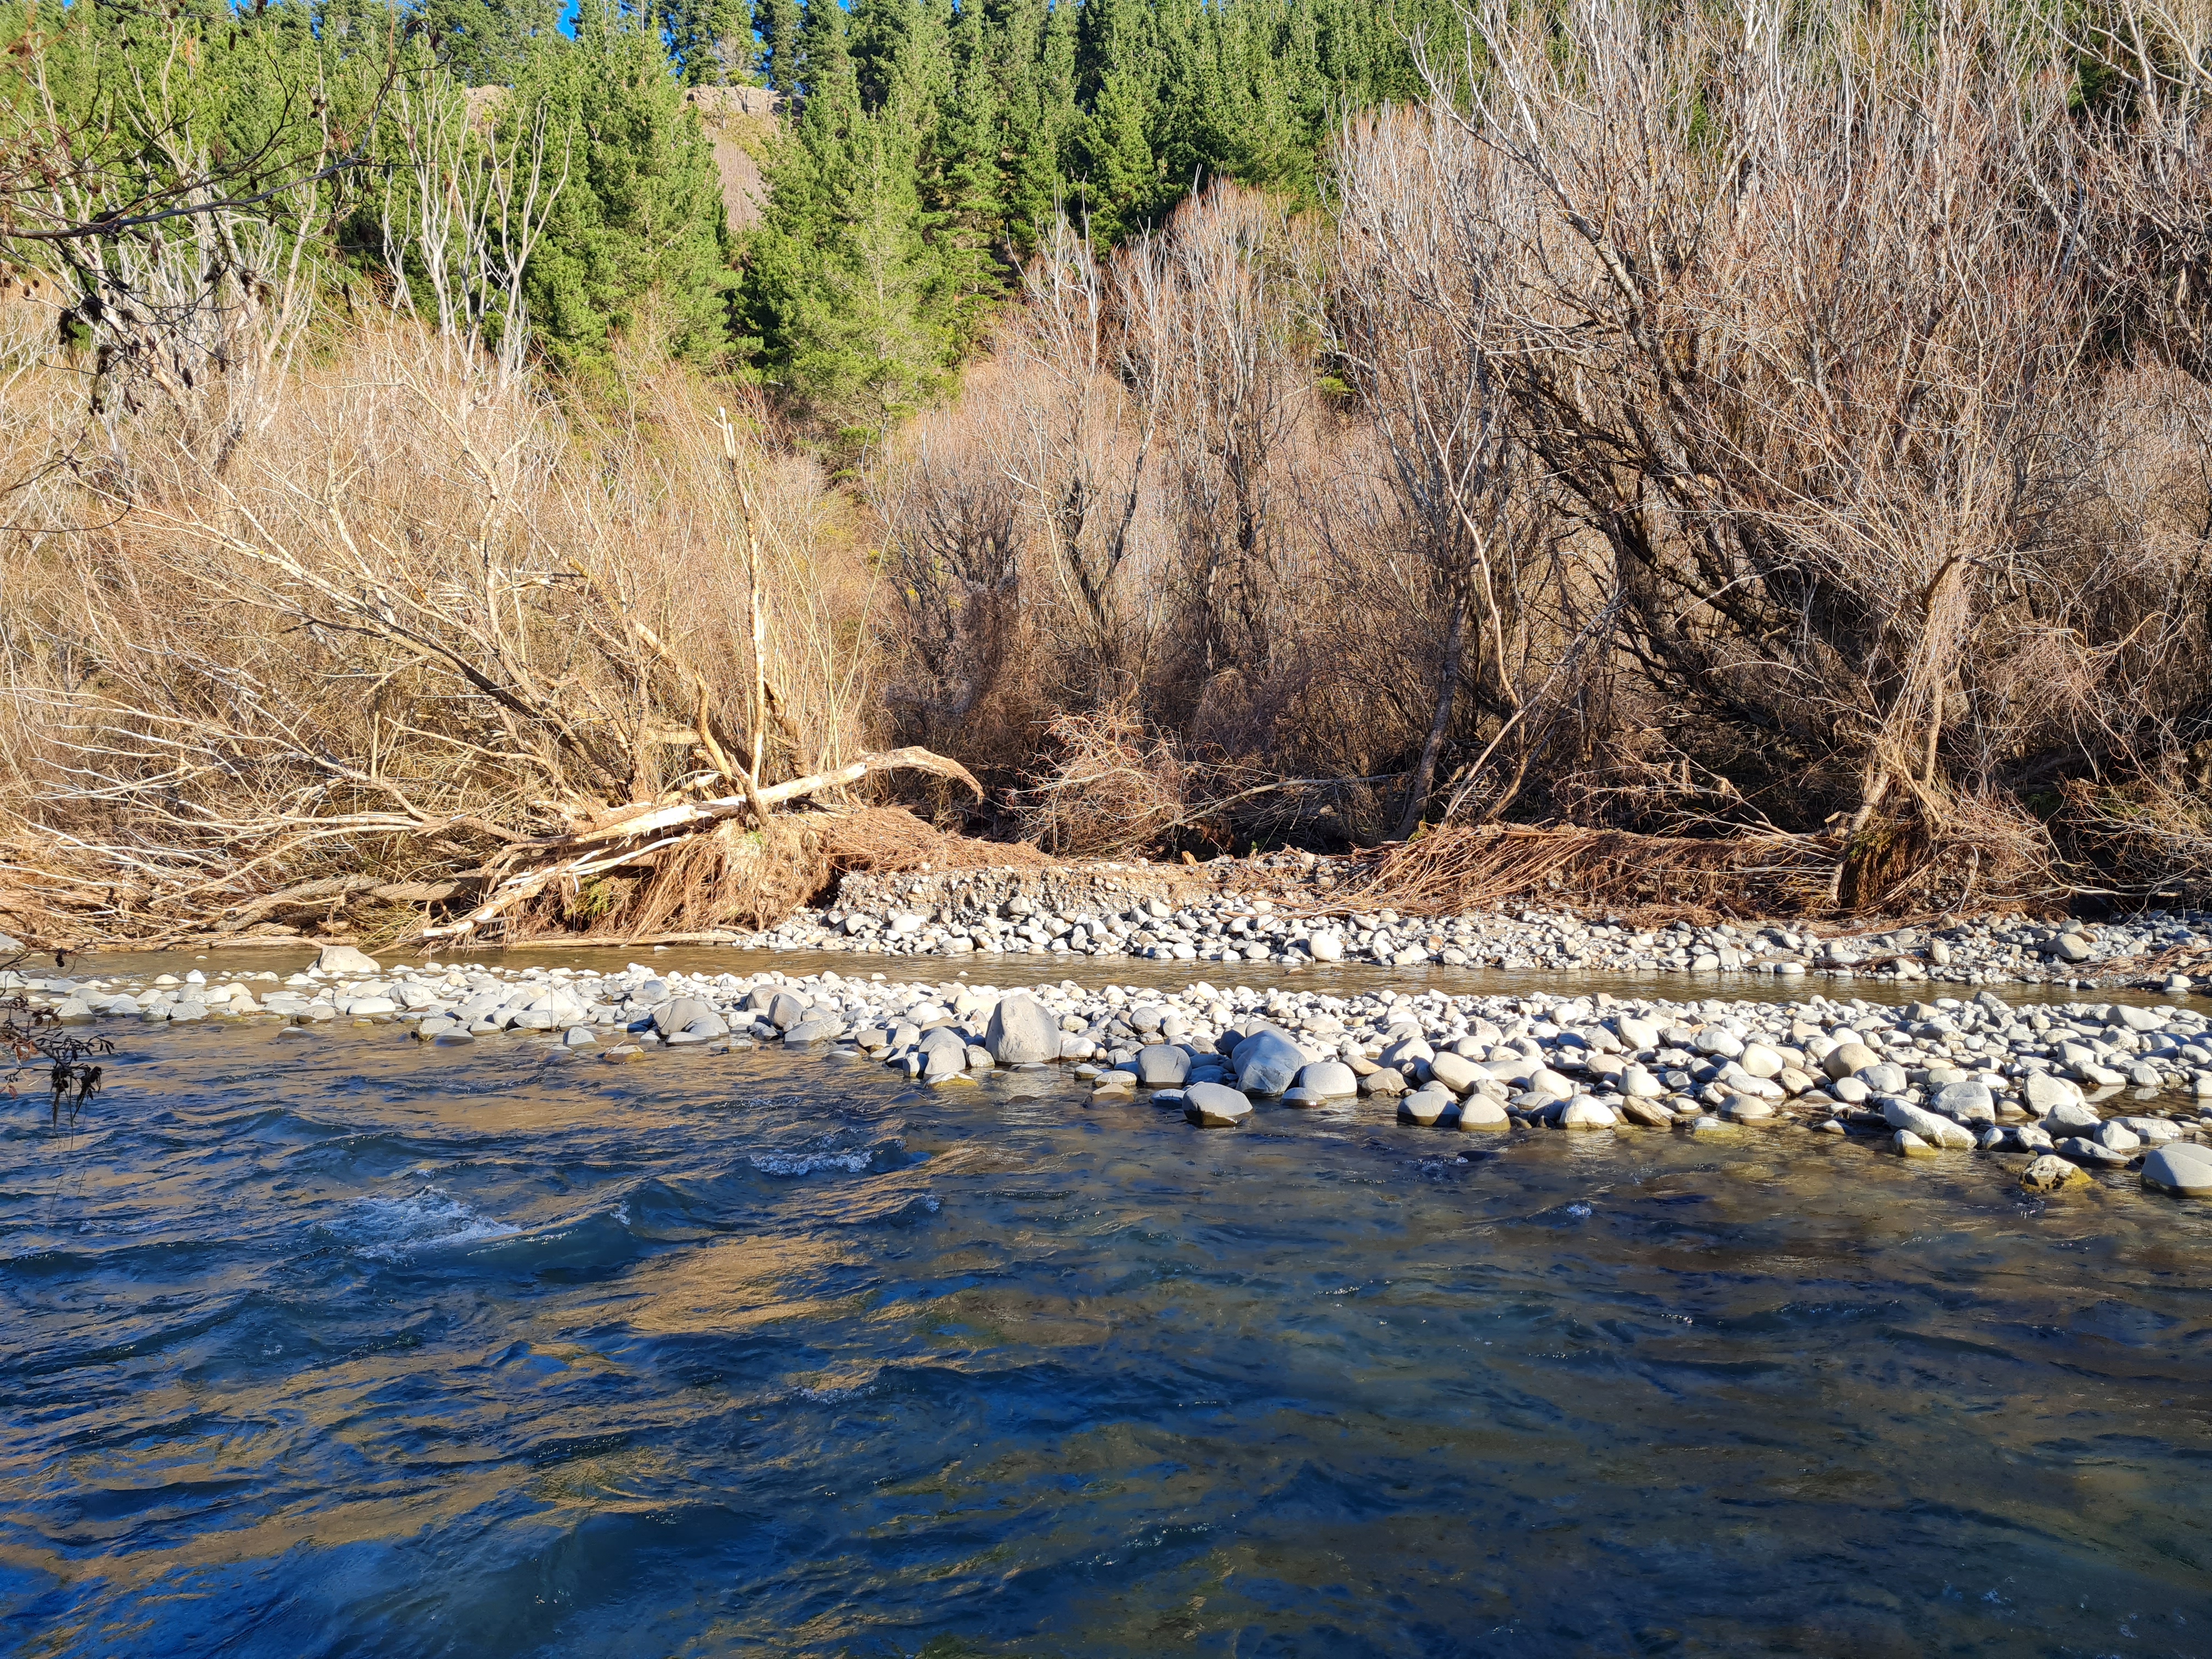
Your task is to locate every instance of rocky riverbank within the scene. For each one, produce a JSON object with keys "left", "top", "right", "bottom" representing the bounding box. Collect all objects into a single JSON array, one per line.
[
  {"left": 18, "top": 943, "right": 2212, "bottom": 1199},
  {"left": 742, "top": 860, "right": 2212, "bottom": 997}
]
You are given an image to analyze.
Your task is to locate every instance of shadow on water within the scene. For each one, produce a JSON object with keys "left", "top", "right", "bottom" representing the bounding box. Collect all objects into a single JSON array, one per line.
[{"left": 1, "top": 1013, "right": 2207, "bottom": 1657}]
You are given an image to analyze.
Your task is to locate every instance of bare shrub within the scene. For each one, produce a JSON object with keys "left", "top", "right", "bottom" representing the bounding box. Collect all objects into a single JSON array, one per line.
[
  {"left": 1014, "top": 707, "right": 1194, "bottom": 856},
  {"left": 0, "top": 319, "right": 905, "bottom": 941}
]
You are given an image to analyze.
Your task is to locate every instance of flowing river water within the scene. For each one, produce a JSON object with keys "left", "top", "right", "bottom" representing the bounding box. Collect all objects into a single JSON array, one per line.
[{"left": 3, "top": 947, "right": 2209, "bottom": 1656}]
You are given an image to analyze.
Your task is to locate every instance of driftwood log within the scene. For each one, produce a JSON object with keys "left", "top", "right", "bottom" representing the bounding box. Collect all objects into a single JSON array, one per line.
[{"left": 416, "top": 746, "right": 982, "bottom": 943}]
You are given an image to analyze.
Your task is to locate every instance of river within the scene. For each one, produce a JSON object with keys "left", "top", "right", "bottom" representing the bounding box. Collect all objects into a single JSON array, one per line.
[{"left": 2, "top": 950, "right": 2207, "bottom": 1655}]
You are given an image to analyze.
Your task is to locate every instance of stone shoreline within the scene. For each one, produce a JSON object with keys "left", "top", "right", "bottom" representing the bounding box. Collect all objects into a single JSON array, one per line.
[
  {"left": 735, "top": 865, "right": 2212, "bottom": 997},
  {"left": 17, "top": 943, "right": 2212, "bottom": 1200}
]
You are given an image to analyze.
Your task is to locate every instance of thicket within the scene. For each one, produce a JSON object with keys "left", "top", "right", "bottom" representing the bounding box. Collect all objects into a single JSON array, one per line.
[{"left": 3, "top": 0, "right": 2212, "bottom": 946}]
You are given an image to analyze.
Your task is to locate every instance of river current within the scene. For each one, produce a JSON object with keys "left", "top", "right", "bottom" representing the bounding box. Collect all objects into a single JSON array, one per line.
[{"left": 3, "top": 950, "right": 2209, "bottom": 1655}]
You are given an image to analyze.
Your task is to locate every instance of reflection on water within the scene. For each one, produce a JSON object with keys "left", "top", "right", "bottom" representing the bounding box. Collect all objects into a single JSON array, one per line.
[{"left": 2, "top": 1020, "right": 2209, "bottom": 1657}]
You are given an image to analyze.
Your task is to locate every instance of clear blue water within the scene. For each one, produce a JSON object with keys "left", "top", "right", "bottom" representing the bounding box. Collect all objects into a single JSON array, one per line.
[{"left": 4, "top": 1018, "right": 2209, "bottom": 1657}]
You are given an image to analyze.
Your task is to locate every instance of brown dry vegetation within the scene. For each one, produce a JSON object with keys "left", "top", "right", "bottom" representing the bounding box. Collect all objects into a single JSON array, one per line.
[
  {"left": 9, "top": 0, "right": 2212, "bottom": 944},
  {"left": 875, "top": 0, "right": 2212, "bottom": 913}
]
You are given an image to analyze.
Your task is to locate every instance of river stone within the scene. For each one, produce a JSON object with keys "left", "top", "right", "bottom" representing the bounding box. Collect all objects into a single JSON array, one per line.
[
  {"left": 2013, "top": 1123, "right": 2054, "bottom": 1152},
  {"left": 766, "top": 991, "right": 809, "bottom": 1032},
  {"left": 1136, "top": 1044, "right": 1191, "bottom": 1086},
  {"left": 1398, "top": 1087, "right": 1454, "bottom": 1126},
  {"left": 1683, "top": 1114, "right": 1742, "bottom": 1137},
  {"left": 1824, "top": 1041, "right": 1882, "bottom": 1079},
  {"left": 1184, "top": 1082, "right": 1252, "bottom": 1126},
  {"left": 784, "top": 1018, "right": 839, "bottom": 1045},
  {"left": 1560, "top": 1099, "right": 1618, "bottom": 1130},
  {"left": 1358, "top": 1066, "right": 1409, "bottom": 1097},
  {"left": 2042, "top": 1099, "right": 2101, "bottom": 1132},
  {"left": 1893, "top": 1129, "right": 1938, "bottom": 1157},
  {"left": 1619, "top": 1063, "right": 1665, "bottom": 1099},
  {"left": 1933, "top": 1080, "right": 1996, "bottom": 1124},
  {"left": 2021, "top": 1153, "right": 2083, "bottom": 1193},
  {"left": 917, "top": 1024, "right": 968, "bottom": 1053},
  {"left": 1858, "top": 1062, "right": 1909, "bottom": 1095},
  {"left": 1233, "top": 1029, "right": 1308, "bottom": 1097},
  {"left": 562, "top": 1026, "right": 596, "bottom": 1047},
  {"left": 2024, "top": 1073, "right": 2086, "bottom": 1116},
  {"left": 1456, "top": 1097, "right": 1511, "bottom": 1130},
  {"left": 920, "top": 1043, "right": 967, "bottom": 1082},
  {"left": 2094, "top": 1120, "right": 2141, "bottom": 1153},
  {"left": 987, "top": 994, "right": 1063, "bottom": 1064},
  {"left": 315, "top": 944, "right": 380, "bottom": 975},
  {"left": 1428, "top": 1052, "right": 1483, "bottom": 1094},
  {"left": 653, "top": 996, "right": 718, "bottom": 1037},
  {"left": 1306, "top": 932, "right": 1346, "bottom": 963},
  {"left": 1739, "top": 1043, "right": 1785, "bottom": 1079},
  {"left": 1721, "top": 1094, "right": 1774, "bottom": 1121},
  {"left": 1880, "top": 1097, "right": 1975, "bottom": 1148},
  {"left": 1527, "top": 1068, "right": 1576, "bottom": 1102},
  {"left": 1379, "top": 1034, "right": 1435, "bottom": 1071},
  {"left": 2057, "top": 1136, "right": 2131, "bottom": 1167},
  {"left": 2141, "top": 1142, "right": 2212, "bottom": 1196},
  {"left": 1617, "top": 1096, "right": 1674, "bottom": 1128},
  {"left": 1295, "top": 1060, "right": 1358, "bottom": 1099}
]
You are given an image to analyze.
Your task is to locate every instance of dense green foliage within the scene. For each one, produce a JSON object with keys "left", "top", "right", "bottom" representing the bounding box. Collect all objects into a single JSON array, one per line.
[
  {"left": 741, "top": 0, "right": 1461, "bottom": 432},
  {"left": 4, "top": 0, "right": 1451, "bottom": 426}
]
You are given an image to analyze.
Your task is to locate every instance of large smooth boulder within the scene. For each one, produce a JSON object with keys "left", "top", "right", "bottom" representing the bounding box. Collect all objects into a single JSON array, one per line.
[
  {"left": 1305, "top": 932, "right": 1346, "bottom": 963},
  {"left": 1559, "top": 1099, "right": 1618, "bottom": 1130},
  {"left": 654, "top": 996, "right": 716, "bottom": 1037},
  {"left": 1858, "top": 1062, "right": 1909, "bottom": 1095},
  {"left": 986, "top": 994, "right": 1063, "bottom": 1064},
  {"left": 1427, "top": 1052, "right": 1484, "bottom": 1094},
  {"left": 1932, "top": 1080, "right": 1995, "bottom": 1124},
  {"left": 1184, "top": 1082, "right": 1252, "bottom": 1126},
  {"left": 1398, "top": 1087, "right": 1454, "bottom": 1126},
  {"left": 315, "top": 944, "right": 380, "bottom": 975},
  {"left": 767, "top": 991, "right": 809, "bottom": 1032},
  {"left": 1136, "top": 1044, "right": 1192, "bottom": 1086},
  {"left": 1379, "top": 1034, "right": 1435, "bottom": 1072},
  {"left": 1823, "top": 1041, "right": 1882, "bottom": 1080},
  {"left": 1739, "top": 1043, "right": 1786, "bottom": 1080},
  {"left": 1619, "top": 1064, "right": 1666, "bottom": 1099},
  {"left": 2043, "top": 1100, "right": 2102, "bottom": 1133},
  {"left": 1455, "top": 1097, "right": 1511, "bottom": 1131},
  {"left": 1526, "top": 1068, "right": 1576, "bottom": 1102},
  {"left": 1294, "top": 1060, "right": 1358, "bottom": 1099},
  {"left": 2142, "top": 1142, "right": 2212, "bottom": 1197},
  {"left": 1880, "top": 1097, "right": 1976, "bottom": 1149},
  {"left": 1233, "top": 1029, "right": 1308, "bottom": 1097},
  {"left": 2024, "top": 1073, "right": 2086, "bottom": 1116}
]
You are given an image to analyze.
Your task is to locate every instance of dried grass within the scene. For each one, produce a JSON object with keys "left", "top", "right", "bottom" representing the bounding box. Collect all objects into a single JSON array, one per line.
[
  {"left": 1320, "top": 824, "right": 1844, "bottom": 921},
  {"left": 508, "top": 805, "right": 1047, "bottom": 941}
]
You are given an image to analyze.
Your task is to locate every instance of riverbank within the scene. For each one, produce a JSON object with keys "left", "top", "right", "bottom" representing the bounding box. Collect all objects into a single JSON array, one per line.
[
  {"left": 744, "top": 859, "right": 2210, "bottom": 997},
  {"left": 18, "top": 945, "right": 2212, "bottom": 1200}
]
